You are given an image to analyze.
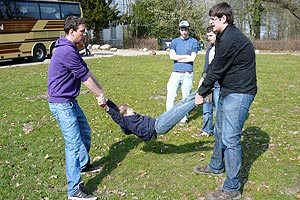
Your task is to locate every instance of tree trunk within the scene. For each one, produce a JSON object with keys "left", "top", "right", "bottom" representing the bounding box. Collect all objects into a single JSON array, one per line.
[
  {"left": 250, "top": 0, "right": 263, "bottom": 40},
  {"left": 94, "top": 24, "right": 101, "bottom": 44},
  {"left": 265, "top": 0, "right": 270, "bottom": 39}
]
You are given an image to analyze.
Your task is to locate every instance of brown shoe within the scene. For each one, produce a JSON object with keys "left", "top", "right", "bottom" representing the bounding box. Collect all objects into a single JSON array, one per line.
[
  {"left": 206, "top": 189, "right": 241, "bottom": 200},
  {"left": 194, "top": 165, "right": 223, "bottom": 175}
]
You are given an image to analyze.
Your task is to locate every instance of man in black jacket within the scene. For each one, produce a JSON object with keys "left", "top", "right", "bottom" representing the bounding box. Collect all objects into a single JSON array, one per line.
[{"left": 194, "top": 2, "right": 257, "bottom": 200}]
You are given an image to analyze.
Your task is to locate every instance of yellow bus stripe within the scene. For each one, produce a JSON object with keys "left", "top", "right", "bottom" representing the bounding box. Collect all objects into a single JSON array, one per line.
[{"left": 0, "top": 20, "right": 65, "bottom": 33}]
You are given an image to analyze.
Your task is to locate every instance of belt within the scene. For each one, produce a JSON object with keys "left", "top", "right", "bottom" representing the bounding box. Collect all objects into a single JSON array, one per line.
[{"left": 174, "top": 71, "right": 193, "bottom": 74}]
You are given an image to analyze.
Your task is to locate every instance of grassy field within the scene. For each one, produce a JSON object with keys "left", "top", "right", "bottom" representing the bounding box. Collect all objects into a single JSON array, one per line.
[{"left": 0, "top": 54, "right": 300, "bottom": 199}]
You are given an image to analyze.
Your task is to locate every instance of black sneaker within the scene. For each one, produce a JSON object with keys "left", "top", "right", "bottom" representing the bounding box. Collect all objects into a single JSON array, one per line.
[
  {"left": 68, "top": 182, "right": 97, "bottom": 200},
  {"left": 194, "top": 165, "right": 223, "bottom": 176},
  {"left": 206, "top": 189, "right": 241, "bottom": 200},
  {"left": 81, "top": 164, "right": 102, "bottom": 175}
]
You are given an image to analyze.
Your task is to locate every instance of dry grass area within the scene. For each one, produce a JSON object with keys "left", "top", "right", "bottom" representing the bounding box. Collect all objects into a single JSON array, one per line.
[
  {"left": 132, "top": 38, "right": 159, "bottom": 50},
  {"left": 253, "top": 39, "right": 300, "bottom": 52},
  {"left": 130, "top": 38, "right": 300, "bottom": 53}
]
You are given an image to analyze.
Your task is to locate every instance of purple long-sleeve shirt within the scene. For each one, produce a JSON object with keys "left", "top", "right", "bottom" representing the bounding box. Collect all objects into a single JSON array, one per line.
[{"left": 48, "top": 36, "right": 89, "bottom": 103}]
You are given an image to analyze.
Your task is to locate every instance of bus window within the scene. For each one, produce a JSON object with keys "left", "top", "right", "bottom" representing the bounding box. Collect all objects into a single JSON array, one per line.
[
  {"left": 40, "top": 2, "right": 60, "bottom": 19},
  {"left": 15, "top": 1, "right": 40, "bottom": 19},
  {"left": 1, "top": 1, "right": 15, "bottom": 19},
  {"left": 61, "top": 3, "right": 81, "bottom": 19},
  {"left": 0, "top": 1, "right": 7, "bottom": 19}
]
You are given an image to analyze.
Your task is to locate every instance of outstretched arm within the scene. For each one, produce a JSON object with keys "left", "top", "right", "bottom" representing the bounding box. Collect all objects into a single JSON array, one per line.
[
  {"left": 103, "top": 99, "right": 132, "bottom": 135},
  {"left": 84, "top": 71, "right": 106, "bottom": 106},
  {"left": 106, "top": 99, "right": 120, "bottom": 112}
]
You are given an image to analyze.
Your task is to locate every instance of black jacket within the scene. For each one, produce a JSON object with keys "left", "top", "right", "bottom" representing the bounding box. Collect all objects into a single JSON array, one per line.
[
  {"left": 106, "top": 99, "right": 156, "bottom": 142},
  {"left": 198, "top": 24, "right": 257, "bottom": 97}
]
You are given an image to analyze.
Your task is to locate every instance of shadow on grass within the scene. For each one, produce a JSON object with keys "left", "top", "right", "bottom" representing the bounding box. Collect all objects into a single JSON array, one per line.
[
  {"left": 142, "top": 140, "right": 213, "bottom": 154},
  {"left": 85, "top": 134, "right": 212, "bottom": 194},
  {"left": 240, "top": 126, "right": 270, "bottom": 190},
  {"left": 142, "top": 125, "right": 269, "bottom": 193},
  {"left": 85, "top": 126, "right": 268, "bottom": 195},
  {"left": 188, "top": 106, "right": 203, "bottom": 122},
  {"left": 85, "top": 136, "right": 142, "bottom": 193}
]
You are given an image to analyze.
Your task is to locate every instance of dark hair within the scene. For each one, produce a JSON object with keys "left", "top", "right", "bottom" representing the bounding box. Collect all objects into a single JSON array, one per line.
[
  {"left": 64, "top": 15, "right": 85, "bottom": 34},
  {"left": 206, "top": 25, "right": 215, "bottom": 33},
  {"left": 209, "top": 2, "right": 234, "bottom": 24}
]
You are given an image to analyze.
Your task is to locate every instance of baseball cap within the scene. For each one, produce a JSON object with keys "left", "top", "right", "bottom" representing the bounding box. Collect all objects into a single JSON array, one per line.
[{"left": 179, "top": 20, "right": 190, "bottom": 29}]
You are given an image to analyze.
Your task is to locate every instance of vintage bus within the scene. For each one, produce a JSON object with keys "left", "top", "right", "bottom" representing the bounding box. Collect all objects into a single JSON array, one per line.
[{"left": 0, "top": 0, "right": 83, "bottom": 62}]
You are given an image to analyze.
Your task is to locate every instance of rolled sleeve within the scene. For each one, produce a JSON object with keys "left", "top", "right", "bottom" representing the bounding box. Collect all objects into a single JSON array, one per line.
[{"left": 64, "top": 50, "right": 90, "bottom": 82}]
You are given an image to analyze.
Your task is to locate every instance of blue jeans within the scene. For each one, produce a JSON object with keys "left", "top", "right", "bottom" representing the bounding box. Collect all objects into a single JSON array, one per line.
[
  {"left": 208, "top": 93, "right": 255, "bottom": 192},
  {"left": 156, "top": 91, "right": 196, "bottom": 133},
  {"left": 49, "top": 101, "right": 91, "bottom": 196},
  {"left": 202, "top": 87, "right": 220, "bottom": 134},
  {"left": 166, "top": 72, "right": 193, "bottom": 122}
]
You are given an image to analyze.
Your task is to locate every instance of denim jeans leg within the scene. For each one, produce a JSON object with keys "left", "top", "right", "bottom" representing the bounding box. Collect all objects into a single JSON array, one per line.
[
  {"left": 155, "top": 92, "right": 196, "bottom": 134},
  {"left": 49, "top": 102, "right": 82, "bottom": 196},
  {"left": 208, "top": 97, "right": 226, "bottom": 174},
  {"left": 180, "top": 73, "right": 193, "bottom": 122},
  {"left": 202, "top": 102, "right": 213, "bottom": 134},
  {"left": 213, "top": 87, "right": 220, "bottom": 111},
  {"left": 74, "top": 102, "right": 91, "bottom": 170},
  {"left": 221, "top": 93, "right": 255, "bottom": 192},
  {"left": 166, "top": 72, "right": 182, "bottom": 111}
]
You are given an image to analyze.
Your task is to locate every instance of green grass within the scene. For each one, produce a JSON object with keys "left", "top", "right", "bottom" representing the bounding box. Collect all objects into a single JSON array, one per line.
[{"left": 0, "top": 54, "right": 300, "bottom": 199}]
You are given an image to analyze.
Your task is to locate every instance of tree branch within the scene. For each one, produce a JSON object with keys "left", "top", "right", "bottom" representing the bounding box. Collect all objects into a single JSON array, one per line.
[{"left": 267, "top": 0, "right": 300, "bottom": 20}]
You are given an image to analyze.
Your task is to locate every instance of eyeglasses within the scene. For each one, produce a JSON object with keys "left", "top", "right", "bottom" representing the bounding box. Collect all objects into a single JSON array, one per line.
[{"left": 210, "top": 16, "right": 221, "bottom": 22}]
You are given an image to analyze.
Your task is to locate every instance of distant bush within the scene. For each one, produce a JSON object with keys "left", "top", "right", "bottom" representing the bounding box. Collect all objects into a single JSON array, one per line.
[{"left": 253, "top": 40, "right": 300, "bottom": 52}]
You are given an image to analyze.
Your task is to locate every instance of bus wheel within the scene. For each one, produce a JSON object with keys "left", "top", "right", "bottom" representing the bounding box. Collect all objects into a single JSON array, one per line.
[
  {"left": 49, "top": 43, "right": 56, "bottom": 58},
  {"left": 33, "top": 44, "right": 46, "bottom": 62}
]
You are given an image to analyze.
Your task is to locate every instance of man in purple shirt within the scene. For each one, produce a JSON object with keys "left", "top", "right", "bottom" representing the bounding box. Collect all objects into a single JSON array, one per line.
[{"left": 48, "top": 16, "right": 106, "bottom": 200}]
